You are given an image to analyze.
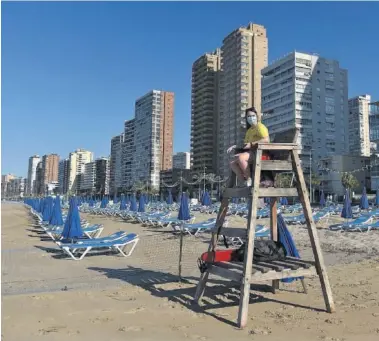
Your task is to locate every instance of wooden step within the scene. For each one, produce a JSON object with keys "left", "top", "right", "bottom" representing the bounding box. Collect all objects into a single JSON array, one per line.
[
  {"left": 261, "top": 160, "right": 292, "bottom": 171},
  {"left": 257, "top": 142, "right": 299, "bottom": 151},
  {"left": 207, "top": 258, "right": 317, "bottom": 283},
  {"left": 224, "top": 187, "right": 298, "bottom": 198}
]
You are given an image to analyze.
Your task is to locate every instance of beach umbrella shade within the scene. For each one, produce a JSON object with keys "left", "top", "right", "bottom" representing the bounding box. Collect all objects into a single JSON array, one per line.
[
  {"left": 375, "top": 188, "right": 379, "bottom": 206},
  {"left": 278, "top": 214, "right": 303, "bottom": 284},
  {"left": 202, "top": 191, "right": 212, "bottom": 206},
  {"left": 319, "top": 191, "right": 326, "bottom": 207},
  {"left": 177, "top": 193, "right": 191, "bottom": 281},
  {"left": 61, "top": 197, "right": 83, "bottom": 240},
  {"left": 42, "top": 197, "right": 54, "bottom": 222},
  {"left": 280, "top": 197, "right": 288, "bottom": 206},
  {"left": 167, "top": 191, "right": 173, "bottom": 205},
  {"left": 120, "top": 196, "right": 127, "bottom": 210},
  {"left": 341, "top": 189, "right": 353, "bottom": 219},
  {"left": 49, "top": 196, "right": 64, "bottom": 226},
  {"left": 360, "top": 187, "right": 369, "bottom": 210},
  {"left": 138, "top": 194, "right": 146, "bottom": 212},
  {"left": 89, "top": 198, "right": 94, "bottom": 207},
  {"left": 100, "top": 197, "right": 107, "bottom": 208},
  {"left": 130, "top": 194, "right": 138, "bottom": 212}
]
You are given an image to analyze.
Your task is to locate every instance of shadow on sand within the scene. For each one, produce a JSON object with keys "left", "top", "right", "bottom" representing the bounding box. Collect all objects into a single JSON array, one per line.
[{"left": 88, "top": 265, "right": 324, "bottom": 327}]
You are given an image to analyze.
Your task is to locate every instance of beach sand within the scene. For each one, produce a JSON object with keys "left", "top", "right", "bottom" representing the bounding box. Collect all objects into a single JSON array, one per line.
[{"left": 2, "top": 203, "right": 379, "bottom": 341}]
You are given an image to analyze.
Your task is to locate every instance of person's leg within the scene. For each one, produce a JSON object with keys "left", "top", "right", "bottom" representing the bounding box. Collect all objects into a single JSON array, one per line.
[
  {"left": 230, "top": 159, "right": 245, "bottom": 182},
  {"left": 238, "top": 152, "right": 251, "bottom": 180}
]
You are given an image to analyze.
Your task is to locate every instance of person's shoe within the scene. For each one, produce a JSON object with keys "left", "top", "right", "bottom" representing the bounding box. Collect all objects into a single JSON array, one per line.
[{"left": 245, "top": 178, "right": 253, "bottom": 187}]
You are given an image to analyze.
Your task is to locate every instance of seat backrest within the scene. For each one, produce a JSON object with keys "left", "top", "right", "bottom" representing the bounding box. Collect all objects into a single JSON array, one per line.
[{"left": 269, "top": 128, "right": 299, "bottom": 160}]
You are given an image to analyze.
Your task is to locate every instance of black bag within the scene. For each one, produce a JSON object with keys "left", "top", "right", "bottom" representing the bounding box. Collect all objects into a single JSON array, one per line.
[{"left": 231, "top": 240, "right": 287, "bottom": 263}]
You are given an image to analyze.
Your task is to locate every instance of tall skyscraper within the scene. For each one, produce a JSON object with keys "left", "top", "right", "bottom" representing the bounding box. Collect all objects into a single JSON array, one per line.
[
  {"left": 68, "top": 149, "right": 93, "bottom": 194},
  {"left": 81, "top": 161, "right": 96, "bottom": 194},
  {"left": 58, "top": 158, "right": 70, "bottom": 195},
  {"left": 109, "top": 133, "right": 124, "bottom": 195},
  {"left": 219, "top": 23, "right": 268, "bottom": 177},
  {"left": 95, "top": 157, "right": 110, "bottom": 195},
  {"left": 348, "top": 95, "right": 371, "bottom": 157},
  {"left": 369, "top": 100, "right": 379, "bottom": 150},
  {"left": 261, "top": 51, "right": 348, "bottom": 171},
  {"left": 121, "top": 119, "right": 135, "bottom": 189},
  {"left": 173, "top": 152, "right": 191, "bottom": 170},
  {"left": 190, "top": 49, "right": 221, "bottom": 174},
  {"left": 41, "top": 154, "right": 60, "bottom": 191},
  {"left": 27, "top": 155, "right": 40, "bottom": 195},
  {"left": 132, "top": 90, "right": 174, "bottom": 190},
  {"left": 35, "top": 161, "right": 44, "bottom": 195}
]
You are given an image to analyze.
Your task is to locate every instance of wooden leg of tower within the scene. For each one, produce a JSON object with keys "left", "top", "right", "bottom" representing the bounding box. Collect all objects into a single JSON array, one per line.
[
  {"left": 194, "top": 197, "right": 230, "bottom": 304},
  {"left": 237, "top": 149, "right": 262, "bottom": 329},
  {"left": 291, "top": 150, "right": 335, "bottom": 313},
  {"left": 270, "top": 198, "right": 280, "bottom": 294}
]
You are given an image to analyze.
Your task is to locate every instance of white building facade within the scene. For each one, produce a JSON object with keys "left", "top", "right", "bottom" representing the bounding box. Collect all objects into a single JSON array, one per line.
[
  {"left": 68, "top": 149, "right": 93, "bottom": 194},
  {"left": 27, "top": 155, "right": 41, "bottom": 195},
  {"left": 261, "top": 51, "right": 349, "bottom": 171},
  {"left": 81, "top": 161, "right": 96, "bottom": 193},
  {"left": 348, "top": 94, "right": 371, "bottom": 157},
  {"left": 109, "top": 134, "right": 124, "bottom": 195},
  {"left": 121, "top": 119, "right": 135, "bottom": 189}
]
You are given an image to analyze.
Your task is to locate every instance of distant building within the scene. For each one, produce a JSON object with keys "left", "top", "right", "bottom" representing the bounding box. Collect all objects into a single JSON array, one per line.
[
  {"left": 348, "top": 95, "right": 371, "bottom": 157},
  {"left": 319, "top": 155, "right": 370, "bottom": 197},
  {"left": 132, "top": 90, "right": 174, "bottom": 190},
  {"left": 1, "top": 174, "right": 15, "bottom": 198},
  {"left": 35, "top": 162, "right": 44, "bottom": 195},
  {"left": 58, "top": 159, "right": 70, "bottom": 195},
  {"left": 191, "top": 49, "right": 221, "bottom": 174},
  {"left": 81, "top": 161, "right": 96, "bottom": 194},
  {"left": 121, "top": 119, "right": 135, "bottom": 190},
  {"left": 219, "top": 23, "right": 268, "bottom": 178},
  {"left": 262, "top": 51, "right": 349, "bottom": 172},
  {"left": 173, "top": 152, "right": 191, "bottom": 170},
  {"left": 110, "top": 134, "right": 124, "bottom": 195},
  {"left": 159, "top": 168, "right": 192, "bottom": 197},
  {"left": 41, "top": 154, "right": 60, "bottom": 191},
  {"left": 68, "top": 149, "right": 93, "bottom": 194},
  {"left": 95, "top": 157, "right": 109, "bottom": 195},
  {"left": 27, "top": 155, "right": 41, "bottom": 195},
  {"left": 369, "top": 100, "right": 379, "bottom": 151}
]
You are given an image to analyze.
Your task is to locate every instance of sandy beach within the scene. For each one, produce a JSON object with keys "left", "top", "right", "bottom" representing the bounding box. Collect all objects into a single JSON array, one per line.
[{"left": 2, "top": 203, "right": 379, "bottom": 341}]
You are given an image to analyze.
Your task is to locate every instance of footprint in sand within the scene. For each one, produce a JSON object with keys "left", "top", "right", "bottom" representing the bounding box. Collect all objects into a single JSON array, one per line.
[
  {"left": 89, "top": 317, "right": 114, "bottom": 324},
  {"left": 38, "top": 325, "right": 67, "bottom": 335},
  {"left": 123, "top": 307, "right": 146, "bottom": 314},
  {"left": 118, "top": 326, "right": 143, "bottom": 332}
]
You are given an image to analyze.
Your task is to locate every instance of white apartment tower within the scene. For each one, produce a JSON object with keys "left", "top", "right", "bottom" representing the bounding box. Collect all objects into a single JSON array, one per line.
[
  {"left": 191, "top": 49, "right": 221, "bottom": 174},
  {"left": 173, "top": 152, "right": 191, "bottom": 170},
  {"left": 219, "top": 23, "right": 268, "bottom": 178},
  {"left": 261, "top": 51, "right": 349, "bottom": 171},
  {"left": 348, "top": 94, "right": 371, "bottom": 157},
  {"left": 110, "top": 133, "right": 124, "bottom": 195},
  {"left": 68, "top": 149, "right": 93, "bottom": 194},
  {"left": 58, "top": 158, "right": 70, "bottom": 194},
  {"left": 81, "top": 161, "right": 96, "bottom": 193},
  {"left": 132, "top": 90, "right": 174, "bottom": 190},
  {"left": 27, "top": 155, "right": 40, "bottom": 195}
]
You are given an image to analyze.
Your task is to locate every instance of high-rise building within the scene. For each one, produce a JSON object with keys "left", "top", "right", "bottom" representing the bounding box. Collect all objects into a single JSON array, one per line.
[
  {"left": 219, "top": 23, "right": 268, "bottom": 177},
  {"left": 81, "top": 161, "right": 96, "bottom": 194},
  {"left": 369, "top": 100, "right": 379, "bottom": 151},
  {"left": 58, "top": 158, "right": 70, "bottom": 195},
  {"left": 68, "top": 149, "right": 93, "bottom": 194},
  {"left": 95, "top": 157, "right": 109, "bottom": 195},
  {"left": 41, "top": 154, "right": 59, "bottom": 191},
  {"left": 190, "top": 49, "right": 221, "bottom": 174},
  {"left": 110, "top": 134, "right": 124, "bottom": 195},
  {"left": 261, "top": 51, "right": 348, "bottom": 171},
  {"left": 27, "top": 155, "right": 41, "bottom": 195},
  {"left": 133, "top": 90, "right": 174, "bottom": 190},
  {"left": 173, "top": 152, "right": 191, "bottom": 170},
  {"left": 35, "top": 162, "right": 44, "bottom": 195},
  {"left": 121, "top": 119, "right": 135, "bottom": 189},
  {"left": 348, "top": 95, "right": 371, "bottom": 157}
]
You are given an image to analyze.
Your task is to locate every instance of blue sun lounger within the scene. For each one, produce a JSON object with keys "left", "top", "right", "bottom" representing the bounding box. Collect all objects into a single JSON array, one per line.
[
  {"left": 329, "top": 215, "right": 373, "bottom": 231},
  {"left": 56, "top": 233, "right": 139, "bottom": 260},
  {"left": 46, "top": 224, "right": 104, "bottom": 240}
]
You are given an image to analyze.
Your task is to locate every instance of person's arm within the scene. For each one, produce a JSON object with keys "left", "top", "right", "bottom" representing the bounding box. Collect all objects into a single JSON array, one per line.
[{"left": 242, "top": 136, "right": 269, "bottom": 150}]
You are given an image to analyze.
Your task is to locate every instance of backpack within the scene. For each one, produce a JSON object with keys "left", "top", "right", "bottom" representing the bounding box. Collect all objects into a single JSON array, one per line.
[{"left": 231, "top": 240, "right": 287, "bottom": 263}]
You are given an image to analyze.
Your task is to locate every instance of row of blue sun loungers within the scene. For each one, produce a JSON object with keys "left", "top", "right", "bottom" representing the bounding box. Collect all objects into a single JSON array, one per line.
[{"left": 28, "top": 207, "right": 139, "bottom": 260}]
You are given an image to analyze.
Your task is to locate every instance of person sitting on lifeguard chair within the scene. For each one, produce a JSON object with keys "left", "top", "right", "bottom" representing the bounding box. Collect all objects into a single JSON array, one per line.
[{"left": 227, "top": 107, "right": 274, "bottom": 188}]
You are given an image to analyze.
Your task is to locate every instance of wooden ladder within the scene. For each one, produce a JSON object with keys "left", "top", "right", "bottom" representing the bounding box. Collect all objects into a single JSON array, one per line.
[{"left": 193, "top": 139, "right": 335, "bottom": 329}]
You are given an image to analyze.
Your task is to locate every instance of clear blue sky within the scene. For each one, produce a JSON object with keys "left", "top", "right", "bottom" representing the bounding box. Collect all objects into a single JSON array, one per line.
[{"left": 2, "top": 1, "right": 379, "bottom": 176}]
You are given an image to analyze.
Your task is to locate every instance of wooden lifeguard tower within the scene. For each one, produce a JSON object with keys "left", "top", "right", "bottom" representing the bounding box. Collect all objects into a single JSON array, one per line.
[{"left": 193, "top": 129, "right": 335, "bottom": 329}]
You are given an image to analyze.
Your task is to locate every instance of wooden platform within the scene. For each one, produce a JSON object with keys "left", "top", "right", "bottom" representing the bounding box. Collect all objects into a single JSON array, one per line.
[{"left": 208, "top": 257, "right": 317, "bottom": 283}]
